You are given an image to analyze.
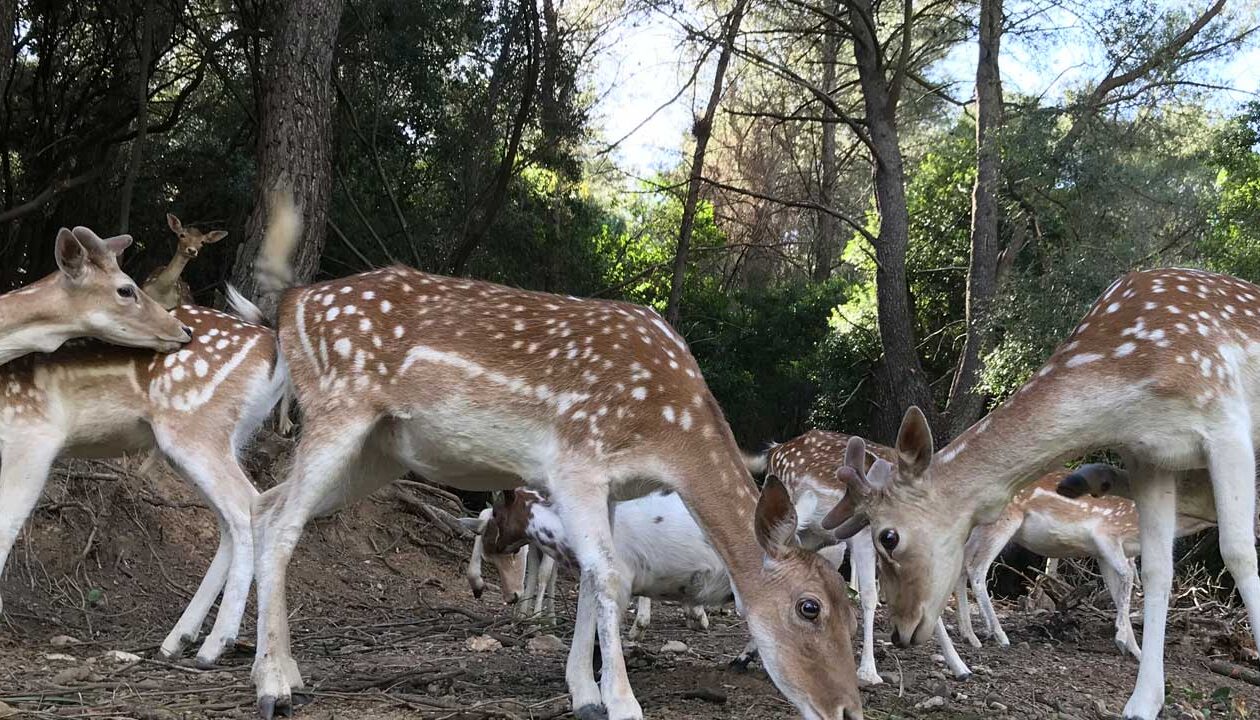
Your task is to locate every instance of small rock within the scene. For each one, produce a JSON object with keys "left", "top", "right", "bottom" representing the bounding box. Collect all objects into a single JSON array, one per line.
[
  {"left": 136, "top": 678, "right": 163, "bottom": 690},
  {"left": 44, "top": 653, "right": 78, "bottom": 663},
  {"left": 49, "top": 635, "right": 79, "bottom": 647},
  {"left": 660, "top": 640, "right": 688, "bottom": 654},
  {"left": 929, "top": 670, "right": 947, "bottom": 680},
  {"left": 527, "top": 634, "right": 566, "bottom": 655},
  {"left": 972, "top": 665, "right": 993, "bottom": 676},
  {"left": 0, "top": 700, "right": 16, "bottom": 718},
  {"left": 51, "top": 665, "right": 92, "bottom": 684},
  {"left": 103, "top": 650, "right": 142, "bottom": 664},
  {"left": 1016, "top": 641, "right": 1031, "bottom": 651},
  {"left": 466, "top": 635, "right": 502, "bottom": 652},
  {"left": 878, "top": 671, "right": 901, "bottom": 685},
  {"left": 989, "top": 701, "right": 1008, "bottom": 712},
  {"left": 930, "top": 653, "right": 946, "bottom": 663},
  {"left": 915, "top": 696, "right": 946, "bottom": 710}
]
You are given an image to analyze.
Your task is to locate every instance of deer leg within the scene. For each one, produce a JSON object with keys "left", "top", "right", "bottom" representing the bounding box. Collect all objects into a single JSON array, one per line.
[
  {"left": 159, "top": 516, "right": 232, "bottom": 661},
  {"left": 935, "top": 617, "right": 972, "bottom": 680},
  {"left": 252, "top": 419, "right": 392, "bottom": 720},
  {"left": 554, "top": 485, "right": 640, "bottom": 720},
  {"left": 516, "top": 545, "right": 542, "bottom": 619},
  {"left": 684, "top": 604, "right": 709, "bottom": 632},
  {"left": 465, "top": 509, "right": 491, "bottom": 600},
  {"left": 967, "top": 519, "right": 1017, "bottom": 646},
  {"left": 566, "top": 572, "right": 603, "bottom": 718},
  {"left": 955, "top": 571, "right": 981, "bottom": 648},
  {"left": 729, "top": 638, "right": 760, "bottom": 671},
  {"left": 848, "top": 530, "right": 882, "bottom": 687},
  {"left": 1095, "top": 537, "right": 1140, "bottom": 661},
  {"left": 1123, "top": 463, "right": 1176, "bottom": 720},
  {"left": 1207, "top": 431, "right": 1260, "bottom": 675},
  {"left": 0, "top": 435, "right": 64, "bottom": 616},
  {"left": 628, "top": 596, "right": 651, "bottom": 642},
  {"left": 533, "top": 552, "right": 556, "bottom": 621}
]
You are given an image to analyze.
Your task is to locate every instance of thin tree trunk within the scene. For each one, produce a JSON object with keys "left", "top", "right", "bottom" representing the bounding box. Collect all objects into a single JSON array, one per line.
[
  {"left": 813, "top": 0, "right": 840, "bottom": 283},
  {"left": 848, "top": 0, "right": 940, "bottom": 442},
  {"left": 666, "top": 0, "right": 749, "bottom": 326},
  {"left": 230, "top": 0, "right": 344, "bottom": 314},
  {"left": 119, "top": 0, "right": 154, "bottom": 234},
  {"left": 946, "top": 0, "right": 1003, "bottom": 439}
]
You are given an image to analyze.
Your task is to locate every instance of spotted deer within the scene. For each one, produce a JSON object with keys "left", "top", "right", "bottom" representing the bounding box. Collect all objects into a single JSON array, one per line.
[
  {"left": 753, "top": 430, "right": 972, "bottom": 684},
  {"left": 0, "top": 227, "right": 191, "bottom": 365},
  {"left": 824, "top": 268, "right": 1260, "bottom": 720},
  {"left": 954, "top": 467, "right": 1215, "bottom": 658},
  {"left": 142, "top": 215, "right": 227, "bottom": 309},
  {"left": 462, "top": 506, "right": 529, "bottom": 604},
  {"left": 0, "top": 292, "right": 284, "bottom": 668},
  {"left": 247, "top": 195, "right": 864, "bottom": 720}
]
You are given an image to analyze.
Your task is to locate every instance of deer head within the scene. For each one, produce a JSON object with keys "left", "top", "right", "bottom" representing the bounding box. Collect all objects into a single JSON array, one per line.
[
  {"left": 167, "top": 214, "right": 227, "bottom": 259},
  {"left": 51, "top": 226, "right": 192, "bottom": 352}
]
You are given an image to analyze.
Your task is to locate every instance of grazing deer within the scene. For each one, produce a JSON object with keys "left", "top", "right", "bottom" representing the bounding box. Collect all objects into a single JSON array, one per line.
[
  {"left": 954, "top": 467, "right": 1215, "bottom": 658},
  {"left": 0, "top": 227, "right": 191, "bottom": 365},
  {"left": 142, "top": 215, "right": 227, "bottom": 310},
  {"left": 0, "top": 292, "right": 284, "bottom": 668},
  {"left": 463, "top": 506, "right": 529, "bottom": 604},
  {"left": 753, "top": 430, "right": 972, "bottom": 684},
  {"left": 246, "top": 195, "right": 864, "bottom": 720},
  {"left": 824, "top": 268, "right": 1260, "bottom": 720}
]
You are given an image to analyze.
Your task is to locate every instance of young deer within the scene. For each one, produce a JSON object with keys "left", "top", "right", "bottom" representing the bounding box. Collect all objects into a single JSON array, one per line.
[
  {"left": 824, "top": 268, "right": 1260, "bottom": 720},
  {"left": 142, "top": 215, "right": 227, "bottom": 310},
  {"left": 0, "top": 292, "right": 284, "bottom": 668},
  {"left": 0, "top": 227, "right": 190, "bottom": 365},
  {"left": 247, "top": 196, "right": 863, "bottom": 720},
  {"left": 755, "top": 430, "right": 972, "bottom": 684},
  {"left": 954, "top": 467, "right": 1214, "bottom": 658},
  {"left": 463, "top": 506, "right": 529, "bottom": 604}
]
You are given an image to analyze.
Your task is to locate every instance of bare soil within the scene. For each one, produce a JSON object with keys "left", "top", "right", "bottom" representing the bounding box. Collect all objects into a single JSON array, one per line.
[{"left": 0, "top": 458, "right": 1256, "bottom": 720}]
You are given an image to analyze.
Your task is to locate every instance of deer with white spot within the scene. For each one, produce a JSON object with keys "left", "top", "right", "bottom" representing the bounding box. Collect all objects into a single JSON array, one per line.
[
  {"left": 823, "top": 268, "right": 1260, "bottom": 720},
  {"left": 0, "top": 227, "right": 191, "bottom": 366},
  {"left": 142, "top": 214, "right": 228, "bottom": 310},
  {"left": 954, "top": 466, "right": 1214, "bottom": 658},
  {"left": 247, "top": 195, "right": 864, "bottom": 720},
  {"left": 0, "top": 291, "right": 284, "bottom": 668},
  {"left": 750, "top": 430, "right": 972, "bottom": 684},
  {"left": 462, "top": 506, "right": 530, "bottom": 605}
]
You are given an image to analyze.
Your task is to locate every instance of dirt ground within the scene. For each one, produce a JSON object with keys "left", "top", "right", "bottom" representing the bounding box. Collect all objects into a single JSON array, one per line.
[{"left": 0, "top": 457, "right": 1256, "bottom": 720}]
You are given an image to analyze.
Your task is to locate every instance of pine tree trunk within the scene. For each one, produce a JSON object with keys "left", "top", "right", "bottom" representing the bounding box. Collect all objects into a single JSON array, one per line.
[
  {"left": 118, "top": 0, "right": 154, "bottom": 234},
  {"left": 947, "top": 0, "right": 1003, "bottom": 439},
  {"left": 230, "top": 0, "right": 344, "bottom": 314},
  {"left": 813, "top": 0, "right": 839, "bottom": 283}
]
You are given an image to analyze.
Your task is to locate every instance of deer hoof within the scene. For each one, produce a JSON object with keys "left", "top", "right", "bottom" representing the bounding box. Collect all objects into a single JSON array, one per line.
[{"left": 574, "top": 703, "right": 608, "bottom": 720}]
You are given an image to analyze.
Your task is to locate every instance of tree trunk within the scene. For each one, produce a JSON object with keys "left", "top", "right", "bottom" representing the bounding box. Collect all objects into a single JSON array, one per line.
[
  {"left": 848, "top": 0, "right": 940, "bottom": 442},
  {"left": 812, "top": 0, "right": 839, "bottom": 283},
  {"left": 118, "top": 0, "right": 154, "bottom": 234},
  {"left": 230, "top": 0, "right": 344, "bottom": 314},
  {"left": 666, "top": 0, "right": 749, "bottom": 326},
  {"left": 946, "top": 0, "right": 1003, "bottom": 439}
]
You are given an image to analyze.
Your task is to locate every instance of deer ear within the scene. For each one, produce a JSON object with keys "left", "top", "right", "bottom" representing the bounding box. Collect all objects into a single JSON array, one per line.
[
  {"left": 896, "top": 406, "right": 934, "bottom": 479},
  {"left": 755, "top": 475, "right": 798, "bottom": 556},
  {"left": 100, "top": 234, "right": 133, "bottom": 255},
  {"left": 55, "top": 228, "right": 89, "bottom": 280},
  {"left": 167, "top": 214, "right": 183, "bottom": 233},
  {"left": 206, "top": 230, "right": 228, "bottom": 244},
  {"left": 457, "top": 516, "right": 485, "bottom": 534}
]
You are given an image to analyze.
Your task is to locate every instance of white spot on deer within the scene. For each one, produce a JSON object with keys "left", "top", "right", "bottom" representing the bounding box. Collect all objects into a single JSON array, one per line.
[
  {"left": 344, "top": 305, "right": 357, "bottom": 315},
  {"left": 321, "top": 294, "right": 335, "bottom": 306},
  {"left": 362, "top": 291, "right": 375, "bottom": 300},
  {"left": 631, "top": 386, "right": 647, "bottom": 400},
  {"left": 326, "top": 307, "right": 340, "bottom": 321},
  {"left": 164, "top": 354, "right": 177, "bottom": 368},
  {"left": 1113, "top": 342, "right": 1136, "bottom": 358},
  {"left": 1199, "top": 357, "right": 1212, "bottom": 376},
  {"left": 1106, "top": 302, "right": 1121, "bottom": 313},
  {"left": 334, "top": 338, "right": 352, "bottom": 358},
  {"left": 394, "top": 325, "right": 405, "bottom": 339},
  {"left": 662, "top": 406, "right": 676, "bottom": 424},
  {"left": 194, "top": 359, "right": 209, "bottom": 378},
  {"left": 1065, "top": 353, "right": 1104, "bottom": 368},
  {"left": 340, "top": 286, "right": 352, "bottom": 294},
  {"left": 381, "top": 300, "right": 393, "bottom": 313}
]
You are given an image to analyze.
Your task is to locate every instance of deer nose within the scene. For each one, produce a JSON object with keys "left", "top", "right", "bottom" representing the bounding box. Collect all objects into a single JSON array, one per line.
[
  {"left": 891, "top": 628, "right": 910, "bottom": 648},
  {"left": 843, "top": 707, "right": 863, "bottom": 720},
  {"left": 181, "top": 324, "right": 193, "bottom": 338}
]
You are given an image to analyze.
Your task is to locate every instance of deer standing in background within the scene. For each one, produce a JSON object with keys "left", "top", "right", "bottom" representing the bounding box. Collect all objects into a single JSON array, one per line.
[
  {"left": 0, "top": 227, "right": 190, "bottom": 365},
  {"left": 954, "top": 467, "right": 1215, "bottom": 658},
  {"left": 246, "top": 194, "right": 864, "bottom": 720},
  {"left": 752, "top": 430, "right": 973, "bottom": 683},
  {"left": 141, "top": 214, "right": 227, "bottom": 309},
  {"left": 825, "top": 268, "right": 1260, "bottom": 720},
  {"left": 0, "top": 292, "right": 284, "bottom": 668},
  {"left": 463, "top": 506, "right": 529, "bottom": 604}
]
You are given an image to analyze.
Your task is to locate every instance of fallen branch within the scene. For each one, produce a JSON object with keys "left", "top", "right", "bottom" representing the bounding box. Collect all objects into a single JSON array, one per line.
[{"left": 1207, "top": 660, "right": 1260, "bottom": 687}]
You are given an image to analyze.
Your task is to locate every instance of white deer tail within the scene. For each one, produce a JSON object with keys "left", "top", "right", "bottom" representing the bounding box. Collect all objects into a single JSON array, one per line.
[
  {"left": 225, "top": 284, "right": 266, "bottom": 326},
  {"left": 255, "top": 187, "right": 301, "bottom": 295}
]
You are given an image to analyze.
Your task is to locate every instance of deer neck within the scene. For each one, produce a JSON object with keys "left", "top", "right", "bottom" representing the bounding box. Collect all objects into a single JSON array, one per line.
[
  {"left": 933, "top": 376, "right": 1103, "bottom": 524},
  {"left": 0, "top": 275, "right": 76, "bottom": 364},
  {"left": 150, "top": 253, "right": 191, "bottom": 293}
]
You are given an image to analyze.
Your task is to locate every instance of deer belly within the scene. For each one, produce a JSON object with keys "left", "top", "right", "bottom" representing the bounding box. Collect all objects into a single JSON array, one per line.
[
  {"left": 1013, "top": 512, "right": 1098, "bottom": 558},
  {"left": 377, "top": 410, "right": 548, "bottom": 491},
  {"left": 64, "top": 418, "right": 155, "bottom": 458}
]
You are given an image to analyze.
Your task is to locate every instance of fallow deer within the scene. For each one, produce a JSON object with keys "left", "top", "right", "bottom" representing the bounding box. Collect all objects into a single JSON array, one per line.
[
  {"left": 463, "top": 506, "right": 528, "bottom": 604},
  {"left": 246, "top": 195, "right": 864, "bottom": 720},
  {"left": 754, "top": 430, "right": 972, "bottom": 684},
  {"left": 0, "top": 291, "right": 284, "bottom": 668},
  {"left": 824, "top": 267, "right": 1260, "bottom": 720},
  {"left": 0, "top": 227, "right": 191, "bottom": 365},
  {"left": 954, "top": 467, "right": 1214, "bottom": 658},
  {"left": 142, "top": 214, "right": 227, "bottom": 310}
]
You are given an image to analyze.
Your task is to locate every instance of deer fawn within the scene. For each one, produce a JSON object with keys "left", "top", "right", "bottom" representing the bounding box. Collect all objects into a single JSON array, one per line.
[
  {"left": 752, "top": 430, "right": 972, "bottom": 684},
  {"left": 0, "top": 291, "right": 284, "bottom": 668},
  {"left": 141, "top": 214, "right": 227, "bottom": 309},
  {"left": 954, "top": 467, "right": 1214, "bottom": 658},
  {"left": 825, "top": 268, "right": 1260, "bottom": 720},
  {"left": 246, "top": 194, "right": 863, "bottom": 720},
  {"left": 0, "top": 227, "right": 190, "bottom": 365}
]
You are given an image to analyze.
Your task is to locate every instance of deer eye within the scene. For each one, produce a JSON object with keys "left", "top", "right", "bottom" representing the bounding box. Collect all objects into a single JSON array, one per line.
[
  {"left": 879, "top": 528, "right": 900, "bottom": 553},
  {"left": 117, "top": 286, "right": 135, "bottom": 299},
  {"left": 796, "top": 596, "right": 821, "bottom": 622}
]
